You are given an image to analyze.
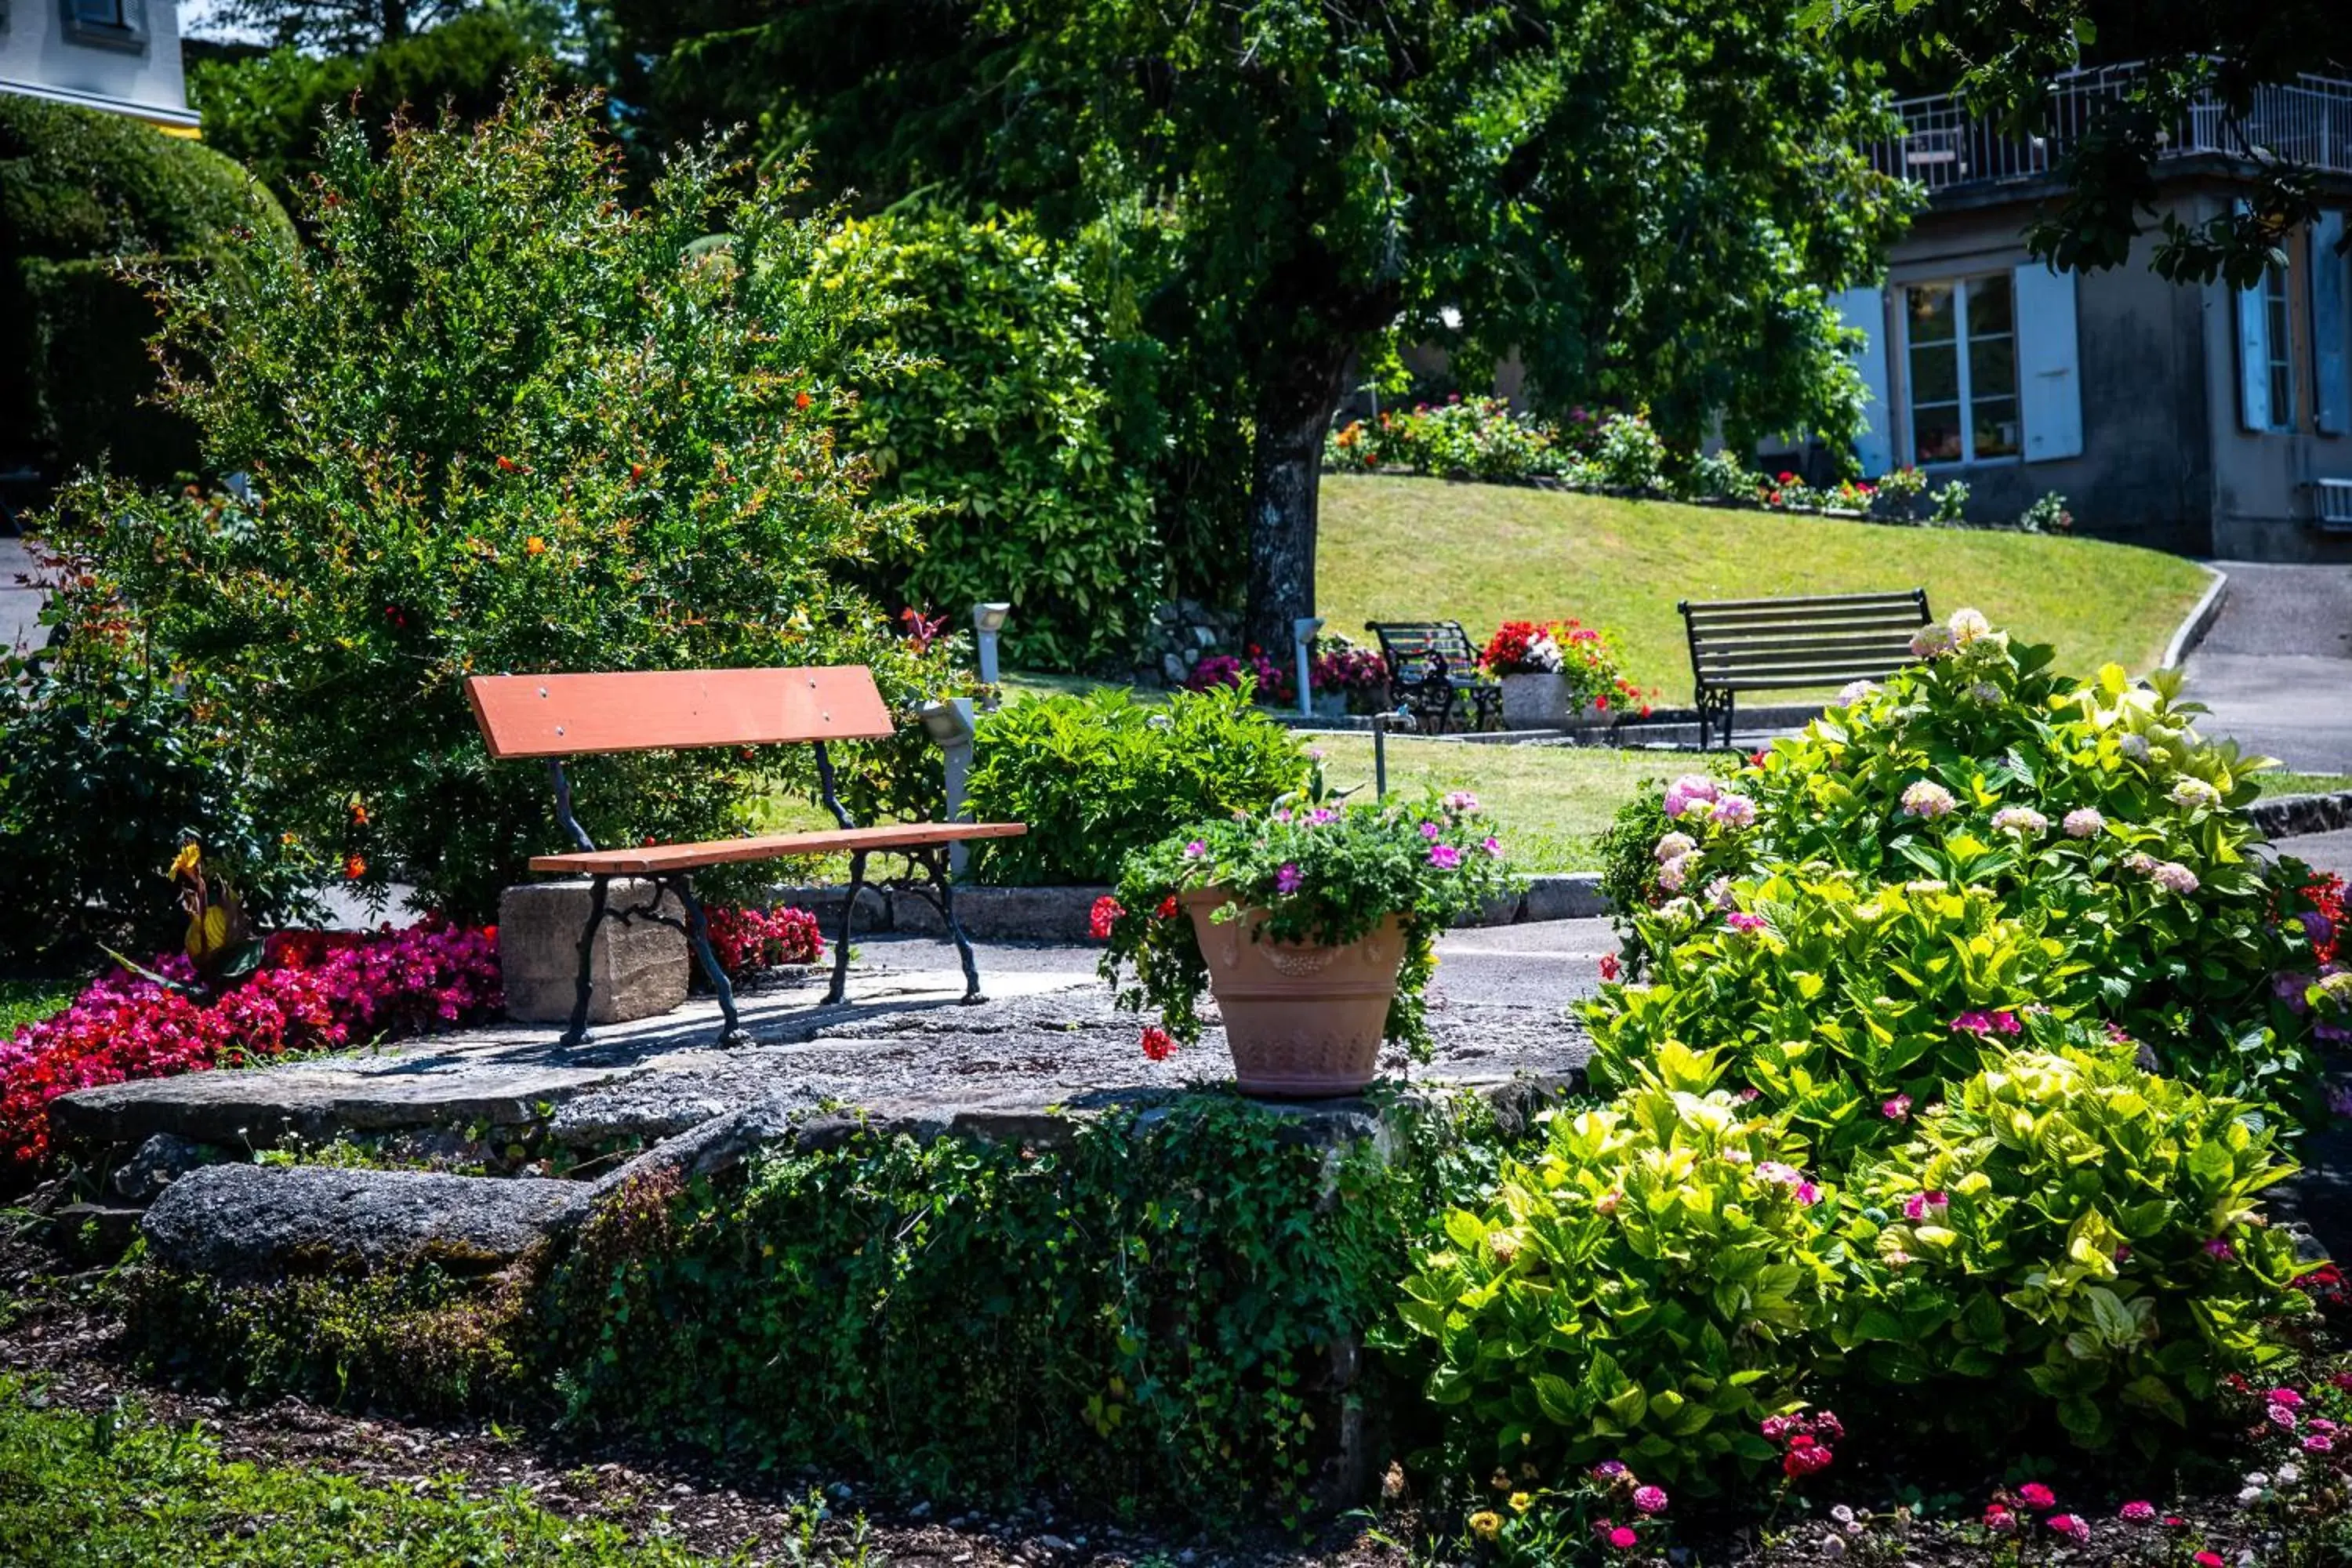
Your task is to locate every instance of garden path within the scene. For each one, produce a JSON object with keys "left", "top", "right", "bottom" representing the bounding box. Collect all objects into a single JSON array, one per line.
[
  {"left": 0, "top": 535, "right": 45, "bottom": 655},
  {"left": 53, "top": 924, "right": 1605, "bottom": 1161},
  {"left": 2184, "top": 561, "right": 2352, "bottom": 772}
]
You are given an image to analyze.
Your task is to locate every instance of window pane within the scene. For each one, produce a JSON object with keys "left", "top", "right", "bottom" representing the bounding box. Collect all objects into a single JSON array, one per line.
[
  {"left": 1973, "top": 396, "right": 2020, "bottom": 459},
  {"left": 1913, "top": 405, "right": 1964, "bottom": 463},
  {"left": 1907, "top": 284, "right": 1956, "bottom": 344},
  {"left": 2272, "top": 363, "right": 2295, "bottom": 426},
  {"left": 1966, "top": 274, "right": 2014, "bottom": 337},
  {"left": 1911, "top": 339, "right": 1958, "bottom": 405},
  {"left": 1969, "top": 336, "right": 2016, "bottom": 402}
]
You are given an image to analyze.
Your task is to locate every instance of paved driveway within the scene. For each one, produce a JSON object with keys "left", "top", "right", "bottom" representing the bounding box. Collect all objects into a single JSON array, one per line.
[
  {"left": 2183, "top": 562, "right": 2352, "bottom": 772},
  {"left": 0, "top": 535, "right": 46, "bottom": 655}
]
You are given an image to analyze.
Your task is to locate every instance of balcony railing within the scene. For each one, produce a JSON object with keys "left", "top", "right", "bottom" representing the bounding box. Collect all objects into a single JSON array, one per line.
[{"left": 1867, "top": 63, "right": 2352, "bottom": 194}]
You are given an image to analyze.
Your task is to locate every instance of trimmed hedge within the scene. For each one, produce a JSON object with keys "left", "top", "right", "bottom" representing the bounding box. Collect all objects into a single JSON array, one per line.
[{"left": 0, "top": 96, "right": 286, "bottom": 485}]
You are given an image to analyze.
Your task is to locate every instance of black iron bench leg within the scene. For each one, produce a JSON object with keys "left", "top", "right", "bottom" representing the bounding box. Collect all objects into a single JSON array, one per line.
[
  {"left": 935, "top": 862, "right": 984, "bottom": 1006},
  {"left": 560, "top": 874, "right": 611, "bottom": 1047},
  {"left": 824, "top": 849, "right": 869, "bottom": 1005},
  {"left": 672, "top": 876, "right": 750, "bottom": 1048}
]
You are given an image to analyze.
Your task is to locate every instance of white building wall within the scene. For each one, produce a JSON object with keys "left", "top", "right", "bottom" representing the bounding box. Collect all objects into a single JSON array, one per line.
[{"left": 0, "top": 2, "right": 196, "bottom": 130}]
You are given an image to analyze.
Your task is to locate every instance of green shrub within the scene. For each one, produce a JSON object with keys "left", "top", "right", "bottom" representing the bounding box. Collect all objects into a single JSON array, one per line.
[
  {"left": 0, "top": 596, "right": 315, "bottom": 971},
  {"left": 1836, "top": 1033, "right": 2308, "bottom": 1450},
  {"left": 1395, "top": 1042, "right": 1842, "bottom": 1494},
  {"left": 1589, "top": 869, "right": 2078, "bottom": 1163},
  {"left": 45, "top": 78, "right": 924, "bottom": 920},
  {"left": 0, "top": 95, "right": 288, "bottom": 486},
  {"left": 814, "top": 212, "right": 1165, "bottom": 673},
  {"left": 1589, "top": 412, "right": 1670, "bottom": 492},
  {"left": 190, "top": 17, "right": 554, "bottom": 212},
  {"left": 1325, "top": 397, "right": 1569, "bottom": 481},
  {"left": 963, "top": 685, "right": 1309, "bottom": 886}
]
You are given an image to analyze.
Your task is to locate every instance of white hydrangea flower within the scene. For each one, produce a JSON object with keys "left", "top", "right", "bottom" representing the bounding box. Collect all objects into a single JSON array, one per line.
[
  {"left": 1947, "top": 607, "right": 1993, "bottom": 644},
  {"left": 1653, "top": 832, "right": 1697, "bottom": 864}
]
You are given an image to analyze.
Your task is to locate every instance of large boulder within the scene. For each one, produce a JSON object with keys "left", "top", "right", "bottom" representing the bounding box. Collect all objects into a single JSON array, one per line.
[{"left": 140, "top": 1163, "right": 589, "bottom": 1281}]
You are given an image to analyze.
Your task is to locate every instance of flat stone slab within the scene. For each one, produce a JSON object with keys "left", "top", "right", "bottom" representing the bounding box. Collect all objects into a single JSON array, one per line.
[
  {"left": 141, "top": 1163, "right": 590, "bottom": 1280},
  {"left": 54, "top": 956, "right": 1590, "bottom": 1161}
]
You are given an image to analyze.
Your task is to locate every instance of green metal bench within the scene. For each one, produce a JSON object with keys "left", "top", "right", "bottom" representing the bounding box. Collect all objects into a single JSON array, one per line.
[{"left": 1678, "top": 589, "right": 1931, "bottom": 749}]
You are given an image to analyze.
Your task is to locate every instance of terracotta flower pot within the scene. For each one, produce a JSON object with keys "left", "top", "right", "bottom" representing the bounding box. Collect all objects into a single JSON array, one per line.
[{"left": 1183, "top": 891, "right": 1406, "bottom": 1098}]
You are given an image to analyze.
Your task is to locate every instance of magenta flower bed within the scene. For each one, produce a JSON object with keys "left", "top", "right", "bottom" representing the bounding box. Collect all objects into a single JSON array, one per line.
[{"left": 0, "top": 921, "right": 501, "bottom": 1174}]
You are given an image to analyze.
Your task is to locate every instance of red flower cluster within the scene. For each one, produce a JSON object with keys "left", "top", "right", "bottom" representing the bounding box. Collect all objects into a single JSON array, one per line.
[
  {"left": 1760, "top": 1409, "right": 1841, "bottom": 1479},
  {"left": 1139, "top": 1025, "right": 1178, "bottom": 1062},
  {"left": 702, "top": 904, "right": 825, "bottom": 976},
  {"left": 1088, "top": 896, "right": 1124, "bottom": 941},
  {"left": 0, "top": 921, "right": 502, "bottom": 1172},
  {"left": 2300, "top": 871, "right": 2344, "bottom": 966},
  {"left": 1185, "top": 648, "right": 1294, "bottom": 704}
]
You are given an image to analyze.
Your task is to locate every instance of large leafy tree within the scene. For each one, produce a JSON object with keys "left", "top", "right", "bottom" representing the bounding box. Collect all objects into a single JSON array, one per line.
[
  {"left": 1813, "top": 2, "right": 2352, "bottom": 286},
  {"left": 612, "top": 1, "right": 1909, "bottom": 654}
]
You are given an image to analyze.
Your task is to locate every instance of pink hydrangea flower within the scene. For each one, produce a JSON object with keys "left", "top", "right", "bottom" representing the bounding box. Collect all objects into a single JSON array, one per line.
[
  {"left": 1900, "top": 780, "right": 1958, "bottom": 818},
  {"left": 1444, "top": 790, "right": 1481, "bottom": 812},
  {"left": 1902, "top": 1191, "right": 1947, "bottom": 1221},
  {"left": 2063, "top": 807, "right": 2105, "bottom": 838},
  {"left": 1662, "top": 774, "right": 1720, "bottom": 820},
  {"left": 1726, "top": 913, "right": 1767, "bottom": 935},
  {"left": 1632, "top": 1485, "right": 1668, "bottom": 1515},
  {"left": 1991, "top": 806, "right": 2047, "bottom": 839},
  {"left": 1709, "top": 793, "right": 1757, "bottom": 829}
]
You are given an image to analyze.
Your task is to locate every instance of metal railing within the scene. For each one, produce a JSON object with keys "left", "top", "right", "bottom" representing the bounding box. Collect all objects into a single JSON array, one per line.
[{"left": 1867, "top": 63, "right": 2352, "bottom": 194}]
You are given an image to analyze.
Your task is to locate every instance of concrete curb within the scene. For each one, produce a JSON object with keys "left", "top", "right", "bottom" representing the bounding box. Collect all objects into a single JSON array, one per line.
[
  {"left": 2161, "top": 565, "right": 2230, "bottom": 670},
  {"left": 2252, "top": 790, "right": 2352, "bottom": 840},
  {"left": 768, "top": 873, "right": 1616, "bottom": 942}
]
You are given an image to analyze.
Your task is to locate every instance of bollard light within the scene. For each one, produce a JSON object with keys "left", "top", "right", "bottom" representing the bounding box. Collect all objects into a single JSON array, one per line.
[
  {"left": 971, "top": 603, "right": 1011, "bottom": 706},
  {"left": 1291, "top": 615, "right": 1325, "bottom": 720},
  {"left": 920, "top": 697, "right": 979, "bottom": 873}
]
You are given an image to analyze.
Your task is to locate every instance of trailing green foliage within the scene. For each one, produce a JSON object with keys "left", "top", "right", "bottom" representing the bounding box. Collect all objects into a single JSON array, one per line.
[
  {"left": 45, "top": 79, "right": 926, "bottom": 920},
  {"left": 543, "top": 1094, "right": 1508, "bottom": 1523},
  {"left": 1839, "top": 1032, "right": 2308, "bottom": 1450},
  {"left": 0, "top": 1373, "right": 739, "bottom": 1565},
  {"left": 963, "top": 685, "right": 1309, "bottom": 886},
  {"left": 815, "top": 211, "right": 1165, "bottom": 671},
  {"left": 1395, "top": 1044, "right": 1842, "bottom": 1494}
]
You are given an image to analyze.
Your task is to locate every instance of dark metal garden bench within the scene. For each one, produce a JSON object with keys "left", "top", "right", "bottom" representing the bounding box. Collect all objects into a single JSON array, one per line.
[
  {"left": 1365, "top": 620, "right": 1501, "bottom": 735},
  {"left": 1678, "top": 589, "right": 1932, "bottom": 749},
  {"left": 466, "top": 666, "right": 1025, "bottom": 1047}
]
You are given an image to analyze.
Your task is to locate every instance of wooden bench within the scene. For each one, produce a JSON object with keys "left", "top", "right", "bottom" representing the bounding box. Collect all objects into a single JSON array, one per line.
[
  {"left": 466, "top": 666, "right": 1025, "bottom": 1046},
  {"left": 1677, "top": 589, "right": 1932, "bottom": 749},
  {"left": 1365, "top": 620, "right": 1501, "bottom": 735}
]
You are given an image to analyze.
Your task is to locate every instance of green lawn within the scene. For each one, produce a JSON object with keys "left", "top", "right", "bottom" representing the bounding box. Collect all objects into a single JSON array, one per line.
[
  {"left": 1319, "top": 475, "right": 2216, "bottom": 701},
  {"left": 1308, "top": 737, "right": 2352, "bottom": 874}
]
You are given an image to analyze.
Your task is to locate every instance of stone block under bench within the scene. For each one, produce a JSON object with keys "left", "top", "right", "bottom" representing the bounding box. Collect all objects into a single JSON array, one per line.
[{"left": 499, "top": 878, "right": 689, "bottom": 1025}]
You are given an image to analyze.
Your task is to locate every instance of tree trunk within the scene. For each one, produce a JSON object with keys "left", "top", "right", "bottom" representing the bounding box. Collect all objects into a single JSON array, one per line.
[{"left": 1243, "top": 344, "right": 1352, "bottom": 659}]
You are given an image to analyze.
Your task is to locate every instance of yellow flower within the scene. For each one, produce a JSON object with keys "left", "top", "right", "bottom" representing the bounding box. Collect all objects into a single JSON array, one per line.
[
  {"left": 1468, "top": 1512, "right": 1501, "bottom": 1541},
  {"left": 1508, "top": 1492, "right": 1532, "bottom": 1514}
]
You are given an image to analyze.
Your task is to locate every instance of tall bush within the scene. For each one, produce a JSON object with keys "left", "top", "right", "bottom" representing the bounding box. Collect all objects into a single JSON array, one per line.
[
  {"left": 44, "top": 78, "right": 919, "bottom": 920},
  {"left": 812, "top": 212, "right": 1164, "bottom": 671}
]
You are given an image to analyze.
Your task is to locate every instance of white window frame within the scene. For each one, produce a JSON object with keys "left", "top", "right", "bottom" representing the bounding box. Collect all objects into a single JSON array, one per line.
[{"left": 1898, "top": 273, "right": 2023, "bottom": 468}]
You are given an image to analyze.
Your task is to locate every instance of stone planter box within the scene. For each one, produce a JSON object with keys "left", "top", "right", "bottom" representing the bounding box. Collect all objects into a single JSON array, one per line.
[{"left": 1499, "top": 671, "right": 1584, "bottom": 730}]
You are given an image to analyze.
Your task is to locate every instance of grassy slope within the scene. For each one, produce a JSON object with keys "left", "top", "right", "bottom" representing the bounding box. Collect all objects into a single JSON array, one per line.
[{"left": 1318, "top": 476, "right": 2215, "bottom": 701}]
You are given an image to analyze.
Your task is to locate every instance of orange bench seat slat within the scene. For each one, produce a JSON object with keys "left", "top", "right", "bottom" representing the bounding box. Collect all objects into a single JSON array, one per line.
[
  {"left": 529, "top": 820, "right": 1029, "bottom": 876},
  {"left": 466, "top": 667, "right": 896, "bottom": 759}
]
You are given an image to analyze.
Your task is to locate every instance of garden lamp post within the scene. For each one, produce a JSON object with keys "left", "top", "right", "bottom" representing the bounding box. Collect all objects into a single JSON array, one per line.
[
  {"left": 920, "top": 697, "right": 978, "bottom": 874},
  {"left": 1291, "top": 616, "right": 1324, "bottom": 719},
  {"left": 1370, "top": 706, "right": 1419, "bottom": 799},
  {"left": 972, "top": 603, "right": 1011, "bottom": 709}
]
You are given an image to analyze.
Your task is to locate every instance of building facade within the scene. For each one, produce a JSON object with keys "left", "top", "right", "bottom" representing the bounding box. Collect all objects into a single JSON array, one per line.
[
  {"left": 1842, "top": 66, "right": 2352, "bottom": 561},
  {"left": 0, "top": 1, "right": 196, "bottom": 133}
]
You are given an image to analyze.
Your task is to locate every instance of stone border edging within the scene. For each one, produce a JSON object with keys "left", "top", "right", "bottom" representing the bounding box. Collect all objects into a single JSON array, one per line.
[
  {"left": 2252, "top": 790, "right": 2352, "bottom": 840},
  {"left": 768, "top": 873, "right": 1615, "bottom": 943},
  {"left": 2161, "top": 564, "right": 2230, "bottom": 670}
]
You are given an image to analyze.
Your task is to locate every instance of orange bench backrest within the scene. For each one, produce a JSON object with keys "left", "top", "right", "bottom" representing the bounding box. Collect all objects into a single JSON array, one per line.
[{"left": 465, "top": 667, "right": 896, "bottom": 760}]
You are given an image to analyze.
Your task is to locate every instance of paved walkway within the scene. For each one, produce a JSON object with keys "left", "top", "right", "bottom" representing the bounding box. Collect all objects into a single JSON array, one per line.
[
  {"left": 0, "top": 535, "right": 45, "bottom": 655},
  {"left": 2183, "top": 562, "right": 2352, "bottom": 773}
]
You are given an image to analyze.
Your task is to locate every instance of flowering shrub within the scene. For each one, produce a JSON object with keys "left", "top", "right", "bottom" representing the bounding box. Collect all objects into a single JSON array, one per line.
[
  {"left": 1181, "top": 647, "right": 1294, "bottom": 705},
  {"left": 1307, "top": 635, "right": 1391, "bottom": 711},
  {"left": 1396, "top": 1042, "right": 1844, "bottom": 1492},
  {"left": 0, "top": 921, "right": 500, "bottom": 1173},
  {"left": 1094, "top": 790, "right": 1509, "bottom": 1058},
  {"left": 1323, "top": 397, "right": 1567, "bottom": 481},
  {"left": 1838, "top": 1034, "right": 2309, "bottom": 1447},
  {"left": 702, "top": 905, "right": 824, "bottom": 977}
]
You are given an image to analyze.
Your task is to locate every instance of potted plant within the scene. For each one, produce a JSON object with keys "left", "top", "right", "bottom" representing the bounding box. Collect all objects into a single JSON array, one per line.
[
  {"left": 1091, "top": 790, "right": 1510, "bottom": 1096},
  {"left": 1483, "top": 619, "right": 1637, "bottom": 730}
]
